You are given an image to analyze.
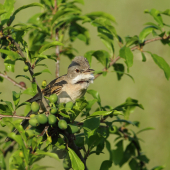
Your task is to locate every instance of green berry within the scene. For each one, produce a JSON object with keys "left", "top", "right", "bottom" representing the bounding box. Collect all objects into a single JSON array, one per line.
[
  {"left": 36, "top": 114, "right": 48, "bottom": 124},
  {"left": 30, "top": 114, "right": 36, "bottom": 118},
  {"left": 58, "top": 119, "right": 67, "bottom": 130},
  {"left": 50, "top": 107, "right": 58, "bottom": 114},
  {"left": 31, "top": 102, "right": 40, "bottom": 112},
  {"left": 49, "top": 94, "right": 58, "bottom": 103},
  {"left": 23, "top": 65, "right": 29, "bottom": 72},
  {"left": 48, "top": 114, "right": 57, "bottom": 125},
  {"left": 42, "top": 80, "right": 47, "bottom": 87},
  {"left": 29, "top": 117, "right": 39, "bottom": 127}
]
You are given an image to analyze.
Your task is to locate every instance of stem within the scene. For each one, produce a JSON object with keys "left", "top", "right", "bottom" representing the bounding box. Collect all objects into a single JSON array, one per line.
[
  {"left": 94, "top": 36, "right": 170, "bottom": 80},
  {"left": 0, "top": 72, "right": 26, "bottom": 90},
  {"left": 0, "top": 114, "right": 30, "bottom": 119}
]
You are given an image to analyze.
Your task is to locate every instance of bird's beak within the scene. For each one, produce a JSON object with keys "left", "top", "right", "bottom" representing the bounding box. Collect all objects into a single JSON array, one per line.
[{"left": 83, "top": 68, "right": 95, "bottom": 73}]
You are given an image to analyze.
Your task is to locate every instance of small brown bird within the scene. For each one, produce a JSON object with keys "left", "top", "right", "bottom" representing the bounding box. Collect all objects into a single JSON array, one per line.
[{"left": 6, "top": 56, "right": 94, "bottom": 141}]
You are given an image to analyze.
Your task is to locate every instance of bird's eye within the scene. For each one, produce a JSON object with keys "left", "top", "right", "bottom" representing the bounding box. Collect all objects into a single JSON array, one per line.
[{"left": 75, "top": 69, "right": 80, "bottom": 73}]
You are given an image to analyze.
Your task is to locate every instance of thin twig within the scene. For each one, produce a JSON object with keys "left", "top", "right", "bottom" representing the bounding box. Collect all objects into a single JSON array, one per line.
[
  {"left": 94, "top": 36, "right": 170, "bottom": 80},
  {"left": 0, "top": 114, "right": 30, "bottom": 119},
  {"left": 0, "top": 72, "right": 26, "bottom": 90}
]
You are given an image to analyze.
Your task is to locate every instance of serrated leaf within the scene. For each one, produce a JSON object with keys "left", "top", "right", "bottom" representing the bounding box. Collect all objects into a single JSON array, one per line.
[
  {"left": 90, "top": 111, "right": 112, "bottom": 117},
  {"left": 12, "top": 91, "right": 21, "bottom": 108},
  {"left": 35, "top": 150, "right": 59, "bottom": 160},
  {"left": 136, "top": 127, "right": 154, "bottom": 135},
  {"left": 139, "top": 26, "right": 158, "bottom": 42},
  {"left": 84, "top": 51, "right": 94, "bottom": 67},
  {"left": 13, "top": 3, "right": 43, "bottom": 17},
  {"left": 149, "top": 53, "right": 170, "bottom": 80},
  {"left": 100, "top": 160, "right": 112, "bottom": 170},
  {"left": 86, "top": 11, "right": 116, "bottom": 23},
  {"left": 0, "top": 49, "right": 20, "bottom": 60},
  {"left": 68, "top": 147, "right": 85, "bottom": 170},
  {"left": 119, "top": 46, "right": 133, "bottom": 69},
  {"left": 1, "top": 0, "right": 15, "bottom": 25},
  {"left": 39, "top": 41, "right": 63, "bottom": 54},
  {"left": 87, "top": 89, "right": 101, "bottom": 106},
  {"left": 16, "top": 75, "right": 31, "bottom": 81},
  {"left": 33, "top": 69, "right": 51, "bottom": 77}
]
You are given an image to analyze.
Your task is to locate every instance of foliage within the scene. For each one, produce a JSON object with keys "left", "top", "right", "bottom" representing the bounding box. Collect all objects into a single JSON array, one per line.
[{"left": 0, "top": 0, "right": 169, "bottom": 170}]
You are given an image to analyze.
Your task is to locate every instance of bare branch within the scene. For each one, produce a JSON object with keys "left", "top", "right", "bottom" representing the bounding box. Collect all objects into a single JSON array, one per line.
[
  {"left": 0, "top": 72, "right": 26, "bottom": 90},
  {"left": 0, "top": 114, "right": 30, "bottom": 119}
]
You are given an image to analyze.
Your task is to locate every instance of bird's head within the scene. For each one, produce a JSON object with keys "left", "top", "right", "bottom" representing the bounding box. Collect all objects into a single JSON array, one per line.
[{"left": 67, "top": 56, "right": 94, "bottom": 85}]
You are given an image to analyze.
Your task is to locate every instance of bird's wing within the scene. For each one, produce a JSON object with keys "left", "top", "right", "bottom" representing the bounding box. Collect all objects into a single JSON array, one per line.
[{"left": 42, "top": 75, "right": 68, "bottom": 96}]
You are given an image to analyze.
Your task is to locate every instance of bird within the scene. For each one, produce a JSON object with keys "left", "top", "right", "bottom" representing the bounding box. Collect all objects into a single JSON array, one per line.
[{"left": 5, "top": 56, "right": 94, "bottom": 141}]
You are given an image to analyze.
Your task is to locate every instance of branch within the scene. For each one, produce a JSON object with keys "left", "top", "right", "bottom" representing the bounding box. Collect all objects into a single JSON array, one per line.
[
  {"left": 55, "top": 31, "right": 60, "bottom": 78},
  {"left": 94, "top": 36, "right": 170, "bottom": 80},
  {"left": 0, "top": 114, "right": 30, "bottom": 119},
  {"left": 0, "top": 72, "right": 26, "bottom": 90}
]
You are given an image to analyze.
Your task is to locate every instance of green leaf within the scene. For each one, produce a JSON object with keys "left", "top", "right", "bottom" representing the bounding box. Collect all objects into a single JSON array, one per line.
[
  {"left": 0, "top": 10, "right": 6, "bottom": 16},
  {"left": 16, "top": 75, "right": 31, "bottom": 81},
  {"left": 12, "top": 91, "right": 21, "bottom": 108},
  {"left": 113, "top": 63, "right": 125, "bottom": 80},
  {"left": 161, "top": 9, "right": 170, "bottom": 16},
  {"left": 149, "top": 53, "right": 170, "bottom": 80},
  {"left": 1, "top": 0, "right": 15, "bottom": 25},
  {"left": 1, "top": 101, "right": 14, "bottom": 112},
  {"left": 35, "top": 150, "right": 59, "bottom": 160},
  {"left": 119, "top": 142, "right": 136, "bottom": 167},
  {"left": 88, "top": 134, "right": 103, "bottom": 149},
  {"left": 84, "top": 51, "right": 94, "bottom": 66},
  {"left": 39, "top": 41, "right": 63, "bottom": 54},
  {"left": 87, "top": 89, "right": 101, "bottom": 106},
  {"left": 8, "top": 132, "right": 29, "bottom": 164},
  {"left": 86, "top": 11, "right": 116, "bottom": 23},
  {"left": 33, "top": 69, "right": 51, "bottom": 77},
  {"left": 68, "top": 147, "right": 85, "bottom": 170},
  {"left": 149, "top": 9, "right": 164, "bottom": 27},
  {"left": 100, "top": 160, "right": 112, "bottom": 170},
  {"left": 139, "top": 26, "right": 158, "bottom": 42},
  {"left": 136, "top": 127, "right": 154, "bottom": 135},
  {"left": 151, "top": 165, "right": 165, "bottom": 170},
  {"left": 4, "top": 56, "right": 15, "bottom": 72},
  {"left": 31, "top": 164, "right": 53, "bottom": 170},
  {"left": 0, "top": 150, "right": 6, "bottom": 169},
  {"left": 141, "top": 52, "right": 146, "bottom": 62},
  {"left": 125, "top": 35, "right": 139, "bottom": 47},
  {"left": 129, "top": 158, "right": 140, "bottom": 170},
  {"left": 112, "top": 140, "right": 124, "bottom": 165},
  {"left": 90, "top": 111, "right": 112, "bottom": 117},
  {"left": 83, "top": 117, "right": 100, "bottom": 138},
  {"left": 0, "top": 49, "right": 20, "bottom": 60},
  {"left": 92, "top": 50, "right": 110, "bottom": 68},
  {"left": 13, "top": 3, "right": 43, "bottom": 17},
  {"left": 0, "top": 76, "right": 4, "bottom": 82},
  {"left": 75, "top": 0, "right": 84, "bottom": 4},
  {"left": 119, "top": 46, "right": 133, "bottom": 69},
  {"left": 23, "top": 87, "right": 36, "bottom": 96}
]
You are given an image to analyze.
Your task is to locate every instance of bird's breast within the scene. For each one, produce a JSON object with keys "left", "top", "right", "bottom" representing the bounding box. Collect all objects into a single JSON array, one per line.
[{"left": 57, "top": 83, "right": 88, "bottom": 103}]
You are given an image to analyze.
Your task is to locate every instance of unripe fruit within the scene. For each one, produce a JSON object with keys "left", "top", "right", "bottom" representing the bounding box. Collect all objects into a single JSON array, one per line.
[
  {"left": 49, "top": 94, "right": 58, "bottom": 103},
  {"left": 30, "top": 114, "right": 36, "bottom": 118},
  {"left": 50, "top": 107, "right": 58, "bottom": 114},
  {"left": 29, "top": 118, "right": 39, "bottom": 127},
  {"left": 36, "top": 114, "right": 48, "bottom": 124},
  {"left": 42, "top": 80, "right": 47, "bottom": 87},
  {"left": 65, "top": 101, "right": 74, "bottom": 109},
  {"left": 19, "top": 151, "right": 24, "bottom": 158},
  {"left": 31, "top": 102, "right": 40, "bottom": 112},
  {"left": 25, "top": 129, "right": 35, "bottom": 138},
  {"left": 58, "top": 120, "right": 67, "bottom": 130},
  {"left": 19, "top": 81, "right": 26, "bottom": 88},
  {"left": 48, "top": 114, "right": 57, "bottom": 125},
  {"left": 23, "top": 65, "right": 29, "bottom": 72},
  {"left": 67, "top": 124, "right": 79, "bottom": 134}
]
